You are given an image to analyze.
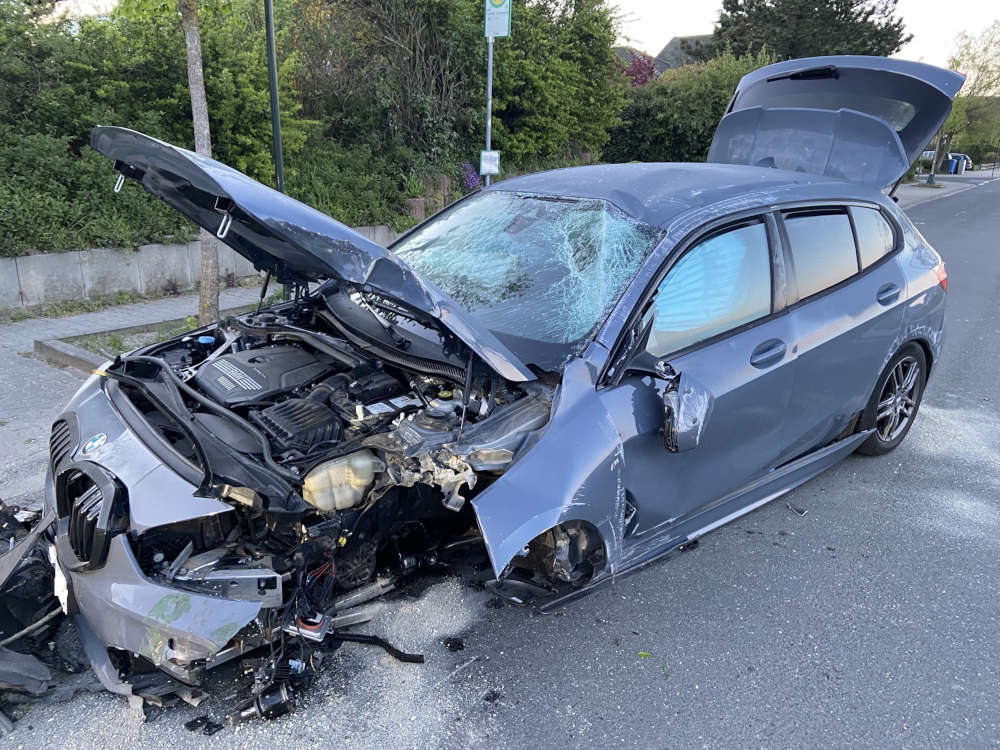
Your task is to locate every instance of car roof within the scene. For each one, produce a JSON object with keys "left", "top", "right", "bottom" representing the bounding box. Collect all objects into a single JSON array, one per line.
[{"left": 487, "top": 162, "right": 884, "bottom": 229}]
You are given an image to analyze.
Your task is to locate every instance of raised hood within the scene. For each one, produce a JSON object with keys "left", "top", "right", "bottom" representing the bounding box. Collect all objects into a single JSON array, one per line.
[
  {"left": 708, "top": 56, "right": 965, "bottom": 188},
  {"left": 90, "top": 127, "right": 534, "bottom": 382}
]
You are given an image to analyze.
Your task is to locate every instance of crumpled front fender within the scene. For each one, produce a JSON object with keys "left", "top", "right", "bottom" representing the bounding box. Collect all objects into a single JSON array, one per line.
[{"left": 472, "top": 357, "right": 625, "bottom": 579}]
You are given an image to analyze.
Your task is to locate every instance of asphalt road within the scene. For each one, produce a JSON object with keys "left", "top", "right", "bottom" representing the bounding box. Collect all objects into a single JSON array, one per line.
[{"left": 3, "top": 177, "right": 999, "bottom": 749}]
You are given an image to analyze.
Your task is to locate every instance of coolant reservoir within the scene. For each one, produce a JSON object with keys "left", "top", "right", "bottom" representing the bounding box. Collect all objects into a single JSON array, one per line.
[{"left": 303, "top": 449, "right": 384, "bottom": 512}]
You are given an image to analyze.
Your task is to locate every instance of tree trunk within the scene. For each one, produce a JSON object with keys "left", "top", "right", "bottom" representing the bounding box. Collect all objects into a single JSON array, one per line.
[
  {"left": 931, "top": 132, "right": 954, "bottom": 175},
  {"left": 179, "top": 0, "right": 219, "bottom": 325}
]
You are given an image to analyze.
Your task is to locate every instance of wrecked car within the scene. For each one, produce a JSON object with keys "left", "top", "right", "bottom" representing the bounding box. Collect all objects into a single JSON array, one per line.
[{"left": 25, "top": 56, "right": 961, "bottom": 695}]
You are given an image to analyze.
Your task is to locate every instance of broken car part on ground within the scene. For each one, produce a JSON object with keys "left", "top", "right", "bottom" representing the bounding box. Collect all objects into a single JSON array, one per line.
[{"left": 1, "top": 56, "right": 961, "bottom": 729}]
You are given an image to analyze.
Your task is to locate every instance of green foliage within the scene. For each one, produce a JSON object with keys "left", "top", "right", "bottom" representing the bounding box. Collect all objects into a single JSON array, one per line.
[
  {"left": 491, "top": 0, "right": 626, "bottom": 163},
  {"left": 693, "top": 0, "right": 911, "bottom": 61},
  {"left": 287, "top": 0, "right": 624, "bottom": 167},
  {"left": 492, "top": 0, "right": 625, "bottom": 163},
  {"left": 0, "top": 129, "right": 192, "bottom": 255},
  {"left": 948, "top": 21, "right": 1000, "bottom": 99},
  {"left": 604, "top": 50, "right": 775, "bottom": 164},
  {"left": 284, "top": 141, "right": 408, "bottom": 228},
  {"left": 0, "top": 0, "right": 628, "bottom": 256}
]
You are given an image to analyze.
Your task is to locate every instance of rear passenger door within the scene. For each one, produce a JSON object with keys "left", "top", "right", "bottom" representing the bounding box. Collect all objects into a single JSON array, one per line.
[{"left": 779, "top": 205, "right": 906, "bottom": 462}]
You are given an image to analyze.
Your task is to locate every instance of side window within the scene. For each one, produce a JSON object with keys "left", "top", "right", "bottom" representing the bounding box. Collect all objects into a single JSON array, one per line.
[
  {"left": 783, "top": 211, "right": 859, "bottom": 299},
  {"left": 647, "top": 222, "right": 772, "bottom": 357},
  {"left": 852, "top": 206, "right": 896, "bottom": 268}
]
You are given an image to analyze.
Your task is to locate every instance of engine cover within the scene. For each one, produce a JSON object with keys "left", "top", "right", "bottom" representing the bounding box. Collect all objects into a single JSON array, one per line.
[
  {"left": 250, "top": 399, "right": 342, "bottom": 453},
  {"left": 195, "top": 346, "right": 335, "bottom": 407}
]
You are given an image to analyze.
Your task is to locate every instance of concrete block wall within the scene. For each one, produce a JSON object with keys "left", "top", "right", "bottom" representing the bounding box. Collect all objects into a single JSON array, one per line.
[{"left": 0, "top": 225, "right": 397, "bottom": 311}]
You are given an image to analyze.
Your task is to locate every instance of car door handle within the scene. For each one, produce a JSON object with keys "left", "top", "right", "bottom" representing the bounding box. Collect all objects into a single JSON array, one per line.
[
  {"left": 876, "top": 283, "right": 901, "bottom": 306},
  {"left": 749, "top": 339, "right": 787, "bottom": 369}
]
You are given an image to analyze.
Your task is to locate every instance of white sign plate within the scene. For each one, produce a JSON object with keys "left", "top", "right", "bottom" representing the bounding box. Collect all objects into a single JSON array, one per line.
[
  {"left": 480, "top": 150, "right": 500, "bottom": 176},
  {"left": 485, "top": 0, "right": 511, "bottom": 38}
]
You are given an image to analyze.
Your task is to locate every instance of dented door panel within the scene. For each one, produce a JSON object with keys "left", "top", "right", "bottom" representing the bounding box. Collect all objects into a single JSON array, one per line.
[{"left": 608, "top": 311, "right": 797, "bottom": 534}]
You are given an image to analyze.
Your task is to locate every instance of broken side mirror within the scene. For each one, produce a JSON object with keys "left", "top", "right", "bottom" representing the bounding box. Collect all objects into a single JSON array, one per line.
[
  {"left": 662, "top": 369, "right": 714, "bottom": 453},
  {"left": 625, "top": 351, "right": 714, "bottom": 453}
]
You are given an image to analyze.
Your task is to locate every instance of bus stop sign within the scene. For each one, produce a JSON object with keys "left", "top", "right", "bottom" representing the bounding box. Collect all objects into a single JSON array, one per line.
[{"left": 485, "top": 0, "right": 511, "bottom": 38}]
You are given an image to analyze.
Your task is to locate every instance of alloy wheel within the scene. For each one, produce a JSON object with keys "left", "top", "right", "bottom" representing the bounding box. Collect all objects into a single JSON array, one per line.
[{"left": 875, "top": 355, "right": 920, "bottom": 442}]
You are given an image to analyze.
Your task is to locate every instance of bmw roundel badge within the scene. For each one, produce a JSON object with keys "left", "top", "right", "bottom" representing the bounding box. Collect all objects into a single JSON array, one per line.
[{"left": 81, "top": 433, "right": 107, "bottom": 455}]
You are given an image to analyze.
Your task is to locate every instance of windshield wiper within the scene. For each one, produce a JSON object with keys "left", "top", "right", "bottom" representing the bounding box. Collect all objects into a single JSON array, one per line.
[{"left": 766, "top": 65, "right": 839, "bottom": 82}]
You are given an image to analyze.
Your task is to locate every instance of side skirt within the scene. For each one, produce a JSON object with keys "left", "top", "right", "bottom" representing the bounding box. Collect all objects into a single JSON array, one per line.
[{"left": 534, "top": 429, "right": 872, "bottom": 613}]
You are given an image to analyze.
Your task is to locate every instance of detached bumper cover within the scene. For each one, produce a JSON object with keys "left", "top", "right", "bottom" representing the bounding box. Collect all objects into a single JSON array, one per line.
[
  {"left": 61, "top": 534, "right": 260, "bottom": 676},
  {"left": 47, "top": 375, "right": 262, "bottom": 681}
]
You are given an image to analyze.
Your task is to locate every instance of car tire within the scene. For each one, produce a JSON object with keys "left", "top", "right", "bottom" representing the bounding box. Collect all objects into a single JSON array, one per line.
[{"left": 856, "top": 343, "right": 927, "bottom": 456}]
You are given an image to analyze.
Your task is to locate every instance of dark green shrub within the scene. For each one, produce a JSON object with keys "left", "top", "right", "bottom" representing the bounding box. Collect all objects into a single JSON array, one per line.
[
  {"left": 0, "top": 130, "right": 193, "bottom": 255},
  {"left": 285, "top": 142, "right": 408, "bottom": 229},
  {"left": 604, "top": 50, "right": 774, "bottom": 164}
]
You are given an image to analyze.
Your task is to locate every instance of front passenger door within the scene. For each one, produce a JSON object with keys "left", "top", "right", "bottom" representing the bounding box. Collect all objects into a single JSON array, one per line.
[{"left": 603, "top": 219, "right": 796, "bottom": 534}]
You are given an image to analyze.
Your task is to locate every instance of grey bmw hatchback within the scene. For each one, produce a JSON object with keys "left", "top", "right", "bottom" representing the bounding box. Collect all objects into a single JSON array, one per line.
[{"left": 36, "top": 56, "right": 960, "bottom": 688}]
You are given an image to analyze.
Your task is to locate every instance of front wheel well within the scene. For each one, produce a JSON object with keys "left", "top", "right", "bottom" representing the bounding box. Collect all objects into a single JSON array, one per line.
[{"left": 508, "top": 520, "right": 608, "bottom": 587}]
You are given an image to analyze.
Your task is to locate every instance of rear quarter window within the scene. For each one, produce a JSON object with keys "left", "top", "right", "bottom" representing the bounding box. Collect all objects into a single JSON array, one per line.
[
  {"left": 783, "top": 211, "right": 859, "bottom": 299},
  {"left": 852, "top": 206, "right": 896, "bottom": 268}
]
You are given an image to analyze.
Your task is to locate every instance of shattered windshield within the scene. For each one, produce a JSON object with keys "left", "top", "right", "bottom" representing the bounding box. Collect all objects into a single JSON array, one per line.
[{"left": 392, "top": 191, "right": 665, "bottom": 368}]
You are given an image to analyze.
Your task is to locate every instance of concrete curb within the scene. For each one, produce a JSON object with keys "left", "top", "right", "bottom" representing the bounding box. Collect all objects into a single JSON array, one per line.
[
  {"left": 33, "top": 338, "right": 105, "bottom": 373},
  {"left": 32, "top": 301, "right": 259, "bottom": 373}
]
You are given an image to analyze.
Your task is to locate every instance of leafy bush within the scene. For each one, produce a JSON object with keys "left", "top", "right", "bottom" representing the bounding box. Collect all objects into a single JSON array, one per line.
[
  {"left": 0, "top": 130, "right": 192, "bottom": 255},
  {"left": 0, "top": 0, "right": 628, "bottom": 256},
  {"left": 285, "top": 141, "right": 408, "bottom": 228},
  {"left": 960, "top": 141, "right": 997, "bottom": 166},
  {"left": 604, "top": 50, "right": 774, "bottom": 164}
]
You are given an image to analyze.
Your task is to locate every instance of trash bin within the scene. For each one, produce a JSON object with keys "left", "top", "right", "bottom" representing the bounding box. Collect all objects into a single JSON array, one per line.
[
  {"left": 949, "top": 158, "right": 957, "bottom": 174},
  {"left": 956, "top": 158, "right": 966, "bottom": 175}
]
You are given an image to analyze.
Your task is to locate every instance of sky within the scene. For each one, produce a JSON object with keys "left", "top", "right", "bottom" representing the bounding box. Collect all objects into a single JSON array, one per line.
[
  {"left": 56, "top": 0, "right": 995, "bottom": 70},
  {"left": 614, "top": 0, "right": 997, "bottom": 68}
]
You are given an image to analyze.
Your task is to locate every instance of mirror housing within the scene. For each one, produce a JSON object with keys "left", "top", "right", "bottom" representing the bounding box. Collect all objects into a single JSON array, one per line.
[
  {"left": 625, "top": 351, "right": 714, "bottom": 453},
  {"left": 663, "top": 370, "right": 714, "bottom": 453}
]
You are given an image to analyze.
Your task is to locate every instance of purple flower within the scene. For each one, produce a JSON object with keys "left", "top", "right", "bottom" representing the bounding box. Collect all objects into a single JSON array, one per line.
[{"left": 460, "top": 161, "right": 481, "bottom": 190}]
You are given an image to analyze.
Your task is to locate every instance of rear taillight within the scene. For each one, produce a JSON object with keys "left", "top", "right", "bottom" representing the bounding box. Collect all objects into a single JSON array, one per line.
[{"left": 935, "top": 264, "right": 948, "bottom": 292}]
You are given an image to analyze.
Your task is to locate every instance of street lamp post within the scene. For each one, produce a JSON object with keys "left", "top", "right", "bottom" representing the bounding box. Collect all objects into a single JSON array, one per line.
[
  {"left": 264, "top": 0, "right": 284, "bottom": 192},
  {"left": 263, "top": 0, "right": 289, "bottom": 299}
]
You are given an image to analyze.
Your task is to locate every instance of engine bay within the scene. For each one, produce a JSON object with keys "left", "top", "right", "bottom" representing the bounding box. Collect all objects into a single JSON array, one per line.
[{"left": 91, "top": 288, "right": 561, "bottom": 685}]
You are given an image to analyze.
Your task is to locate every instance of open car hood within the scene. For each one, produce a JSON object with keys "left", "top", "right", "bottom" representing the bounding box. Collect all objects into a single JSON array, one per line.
[
  {"left": 90, "top": 127, "right": 535, "bottom": 382},
  {"left": 708, "top": 56, "right": 965, "bottom": 188}
]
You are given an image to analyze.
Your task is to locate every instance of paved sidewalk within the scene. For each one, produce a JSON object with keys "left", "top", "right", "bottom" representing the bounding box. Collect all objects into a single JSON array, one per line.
[
  {"left": 0, "top": 285, "right": 262, "bottom": 508},
  {"left": 895, "top": 170, "right": 1000, "bottom": 209}
]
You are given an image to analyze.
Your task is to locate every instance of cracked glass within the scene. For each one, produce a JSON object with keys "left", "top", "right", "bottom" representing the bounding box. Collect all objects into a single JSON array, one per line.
[{"left": 393, "top": 191, "right": 665, "bottom": 367}]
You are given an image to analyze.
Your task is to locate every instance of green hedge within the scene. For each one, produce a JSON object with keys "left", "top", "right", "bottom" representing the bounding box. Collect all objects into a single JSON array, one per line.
[
  {"left": 604, "top": 50, "right": 776, "bottom": 164},
  {"left": 0, "top": 130, "right": 194, "bottom": 256},
  {"left": 0, "top": 133, "right": 419, "bottom": 256},
  {"left": 285, "top": 142, "right": 410, "bottom": 229}
]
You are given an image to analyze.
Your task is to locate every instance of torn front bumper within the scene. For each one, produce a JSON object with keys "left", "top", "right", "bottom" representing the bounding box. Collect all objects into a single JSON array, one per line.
[
  {"left": 44, "top": 374, "right": 262, "bottom": 685},
  {"left": 51, "top": 533, "right": 261, "bottom": 684}
]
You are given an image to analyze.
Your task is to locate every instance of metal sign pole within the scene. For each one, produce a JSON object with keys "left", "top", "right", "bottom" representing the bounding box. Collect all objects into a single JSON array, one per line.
[
  {"left": 481, "top": 0, "right": 507, "bottom": 184},
  {"left": 485, "top": 35, "right": 494, "bottom": 187}
]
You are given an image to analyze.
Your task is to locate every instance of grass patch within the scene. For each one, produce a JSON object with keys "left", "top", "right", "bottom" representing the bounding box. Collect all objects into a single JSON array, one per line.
[
  {"left": 0, "top": 289, "right": 173, "bottom": 324},
  {"left": 71, "top": 318, "right": 196, "bottom": 357},
  {"left": 66, "top": 304, "right": 256, "bottom": 358}
]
